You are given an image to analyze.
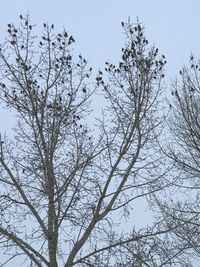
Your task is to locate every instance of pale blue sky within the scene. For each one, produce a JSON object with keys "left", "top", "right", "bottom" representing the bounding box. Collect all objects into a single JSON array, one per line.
[
  {"left": 1, "top": 0, "right": 200, "bottom": 133},
  {"left": 0, "top": 1, "right": 200, "bottom": 77},
  {"left": 0, "top": 1, "right": 200, "bottom": 265}
]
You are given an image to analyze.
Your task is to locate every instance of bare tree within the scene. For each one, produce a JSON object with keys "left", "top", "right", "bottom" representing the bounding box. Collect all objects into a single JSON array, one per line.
[
  {"left": 154, "top": 56, "right": 200, "bottom": 265},
  {"left": 0, "top": 15, "right": 170, "bottom": 266}
]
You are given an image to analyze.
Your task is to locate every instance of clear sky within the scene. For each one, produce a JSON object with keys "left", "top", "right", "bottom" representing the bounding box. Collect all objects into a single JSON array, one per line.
[{"left": 0, "top": 0, "right": 200, "bottom": 265}]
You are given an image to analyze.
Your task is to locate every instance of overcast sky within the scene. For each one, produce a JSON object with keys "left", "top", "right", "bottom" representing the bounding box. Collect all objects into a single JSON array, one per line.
[
  {"left": 1, "top": 0, "right": 200, "bottom": 133},
  {"left": 1, "top": 0, "right": 200, "bottom": 134},
  {"left": 0, "top": 1, "right": 200, "bottom": 265}
]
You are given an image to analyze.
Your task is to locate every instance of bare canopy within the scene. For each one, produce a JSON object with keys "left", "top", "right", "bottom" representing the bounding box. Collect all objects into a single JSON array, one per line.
[{"left": 0, "top": 15, "right": 173, "bottom": 267}]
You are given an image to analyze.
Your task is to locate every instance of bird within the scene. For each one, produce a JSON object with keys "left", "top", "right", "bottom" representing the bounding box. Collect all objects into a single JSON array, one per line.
[
  {"left": 10, "top": 41, "right": 16, "bottom": 46},
  {"left": 47, "top": 104, "right": 53, "bottom": 109},
  {"left": 68, "top": 36, "right": 75, "bottom": 44},
  {"left": 67, "top": 55, "right": 72, "bottom": 61}
]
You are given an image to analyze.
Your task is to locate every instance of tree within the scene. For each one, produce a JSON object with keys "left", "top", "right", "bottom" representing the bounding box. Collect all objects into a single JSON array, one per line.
[
  {"left": 154, "top": 56, "right": 200, "bottom": 265},
  {"left": 0, "top": 15, "right": 169, "bottom": 266}
]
